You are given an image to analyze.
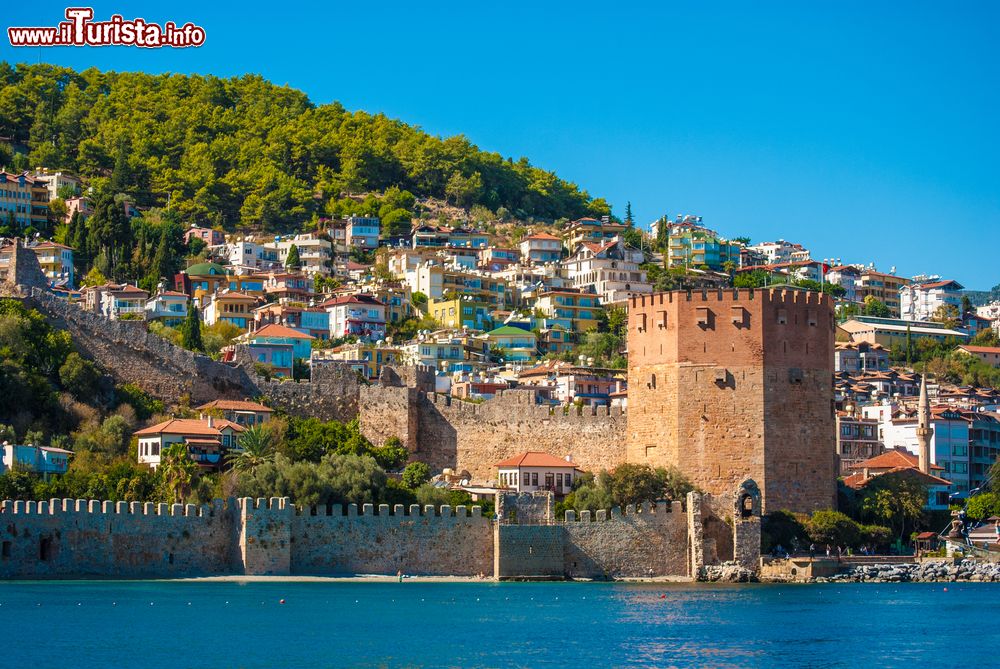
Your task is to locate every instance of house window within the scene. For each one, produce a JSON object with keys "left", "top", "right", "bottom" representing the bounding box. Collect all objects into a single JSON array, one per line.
[
  {"left": 531, "top": 473, "right": 538, "bottom": 486},
  {"left": 523, "top": 472, "right": 530, "bottom": 486}
]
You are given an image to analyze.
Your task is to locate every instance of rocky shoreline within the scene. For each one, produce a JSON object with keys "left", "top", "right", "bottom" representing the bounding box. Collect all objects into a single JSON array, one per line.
[
  {"left": 703, "top": 559, "right": 1000, "bottom": 584},
  {"left": 816, "top": 560, "right": 1000, "bottom": 583}
]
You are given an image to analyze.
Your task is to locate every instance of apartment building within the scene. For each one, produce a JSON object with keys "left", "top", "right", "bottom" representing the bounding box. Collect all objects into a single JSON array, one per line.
[
  {"left": 0, "top": 171, "right": 48, "bottom": 229},
  {"left": 562, "top": 239, "right": 650, "bottom": 304},
  {"left": 899, "top": 279, "right": 964, "bottom": 322},
  {"left": 856, "top": 268, "right": 911, "bottom": 316}
]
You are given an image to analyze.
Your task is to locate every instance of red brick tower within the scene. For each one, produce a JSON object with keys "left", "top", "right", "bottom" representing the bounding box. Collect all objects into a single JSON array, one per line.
[{"left": 626, "top": 288, "right": 837, "bottom": 513}]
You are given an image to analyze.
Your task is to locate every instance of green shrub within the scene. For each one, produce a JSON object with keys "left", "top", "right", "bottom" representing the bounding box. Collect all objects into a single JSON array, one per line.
[{"left": 807, "top": 509, "right": 862, "bottom": 547}]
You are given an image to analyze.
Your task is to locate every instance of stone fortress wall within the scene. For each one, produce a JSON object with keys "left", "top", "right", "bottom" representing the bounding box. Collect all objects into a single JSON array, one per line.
[
  {"left": 21, "top": 287, "right": 625, "bottom": 480},
  {"left": 0, "top": 488, "right": 760, "bottom": 580},
  {"left": 363, "top": 388, "right": 628, "bottom": 481}
]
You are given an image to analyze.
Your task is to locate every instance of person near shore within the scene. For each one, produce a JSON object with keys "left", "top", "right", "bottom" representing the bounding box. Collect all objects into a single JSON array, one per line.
[
  {"left": 397, "top": 569, "right": 403, "bottom": 583},
  {"left": 809, "top": 543, "right": 816, "bottom": 559},
  {"left": 994, "top": 520, "right": 1000, "bottom": 546},
  {"left": 825, "top": 544, "right": 831, "bottom": 557}
]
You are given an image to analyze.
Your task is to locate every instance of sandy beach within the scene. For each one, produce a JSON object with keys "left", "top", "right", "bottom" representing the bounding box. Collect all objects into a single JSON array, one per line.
[{"left": 166, "top": 574, "right": 694, "bottom": 584}]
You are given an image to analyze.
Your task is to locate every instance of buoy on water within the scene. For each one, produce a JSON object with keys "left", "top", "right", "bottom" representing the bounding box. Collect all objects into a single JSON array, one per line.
[{"left": 279, "top": 599, "right": 286, "bottom": 604}]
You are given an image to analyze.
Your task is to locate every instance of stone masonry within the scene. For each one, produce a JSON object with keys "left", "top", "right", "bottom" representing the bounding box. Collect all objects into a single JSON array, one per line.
[
  {"left": 627, "top": 289, "right": 837, "bottom": 514},
  {"left": 0, "top": 489, "right": 760, "bottom": 580}
]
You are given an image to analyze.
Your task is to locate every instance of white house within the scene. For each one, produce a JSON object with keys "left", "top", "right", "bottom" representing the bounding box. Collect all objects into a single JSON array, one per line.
[
  {"left": 561, "top": 239, "right": 651, "bottom": 304},
  {"left": 323, "top": 294, "right": 387, "bottom": 341},
  {"left": 134, "top": 417, "right": 244, "bottom": 470},
  {"left": 145, "top": 290, "right": 188, "bottom": 327},
  {"left": 519, "top": 232, "right": 562, "bottom": 264},
  {"left": 495, "top": 451, "right": 579, "bottom": 495},
  {"left": 83, "top": 283, "right": 149, "bottom": 320},
  {"left": 899, "top": 279, "right": 964, "bottom": 322},
  {"left": 266, "top": 234, "right": 333, "bottom": 276}
]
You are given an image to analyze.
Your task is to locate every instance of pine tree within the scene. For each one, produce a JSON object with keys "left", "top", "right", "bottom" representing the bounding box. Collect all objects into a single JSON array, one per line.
[
  {"left": 182, "top": 302, "right": 204, "bottom": 352},
  {"left": 285, "top": 243, "right": 301, "bottom": 269},
  {"left": 625, "top": 201, "right": 634, "bottom": 226}
]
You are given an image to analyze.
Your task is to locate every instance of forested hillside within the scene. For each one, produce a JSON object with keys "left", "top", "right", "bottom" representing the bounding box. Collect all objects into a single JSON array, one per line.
[{"left": 0, "top": 62, "right": 611, "bottom": 230}]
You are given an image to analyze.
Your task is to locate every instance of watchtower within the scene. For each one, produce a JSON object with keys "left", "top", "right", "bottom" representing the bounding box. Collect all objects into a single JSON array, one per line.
[{"left": 626, "top": 288, "right": 837, "bottom": 513}]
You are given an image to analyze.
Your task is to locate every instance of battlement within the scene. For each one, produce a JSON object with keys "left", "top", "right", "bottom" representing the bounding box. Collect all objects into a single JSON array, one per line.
[
  {"left": 630, "top": 287, "right": 830, "bottom": 311},
  {"left": 563, "top": 500, "right": 683, "bottom": 522},
  {"left": 423, "top": 390, "right": 625, "bottom": 419},
  {"left": 0, "top": 497, "right": 230, "bottom": 517},
  {"left": 295, "top": 502, "right": 485, "bottom": 520}
]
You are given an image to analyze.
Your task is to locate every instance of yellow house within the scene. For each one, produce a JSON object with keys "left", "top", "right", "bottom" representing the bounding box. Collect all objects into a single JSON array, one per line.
[{"left": 428, "top": 296, "right": 493, "bottom": 331}]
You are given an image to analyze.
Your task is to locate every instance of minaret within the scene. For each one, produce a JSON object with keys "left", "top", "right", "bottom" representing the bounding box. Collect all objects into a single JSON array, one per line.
[{"left": 916, "top": 375, "right": 933, "bottom": 474}]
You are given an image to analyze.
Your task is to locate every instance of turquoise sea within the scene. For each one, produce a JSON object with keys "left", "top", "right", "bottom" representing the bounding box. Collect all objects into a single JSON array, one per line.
[{"left": 0, "top": 580, "right": 993, "bottom": 668}]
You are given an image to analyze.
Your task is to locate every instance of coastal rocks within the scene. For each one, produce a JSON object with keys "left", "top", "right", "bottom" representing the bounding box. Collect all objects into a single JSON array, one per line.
[
  {"left": 815, "top": 560, "right": 1000, "bottom": 583},
  {"left": 701, "top": 562, "right": 757, "bottom": 583}
]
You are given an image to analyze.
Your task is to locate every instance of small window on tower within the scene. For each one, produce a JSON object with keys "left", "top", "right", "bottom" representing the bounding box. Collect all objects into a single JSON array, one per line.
[{"left": 777, "top": 308, "right": 788, "bottom": 325}]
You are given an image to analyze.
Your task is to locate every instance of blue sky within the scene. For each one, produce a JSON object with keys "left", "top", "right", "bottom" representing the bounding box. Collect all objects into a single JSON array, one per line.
[{"left": 3, "top": 2, "right": 998, "bottom": 288}]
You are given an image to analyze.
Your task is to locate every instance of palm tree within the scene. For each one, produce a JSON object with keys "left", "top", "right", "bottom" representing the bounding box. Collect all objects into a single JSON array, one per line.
[
  {"left": 226, "top": 424, "right": 274, "bottom": 473},
  {"left": 159, "top": 443, "right": 199, "bottom": 504}
]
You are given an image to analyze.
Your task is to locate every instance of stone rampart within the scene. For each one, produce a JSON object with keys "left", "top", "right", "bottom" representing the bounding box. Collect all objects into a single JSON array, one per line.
[
  {"left": 0, "top": 492, "right": 754, "bottom": 580},
  {"left": 25, "top": 288, "right": 361, "bottom": 420},
  {"left": 291, "top": 503, "right": 493, "bottom": 576},
  {"left": 0, "top": 497, "right": 237, "bottom": 579},
  {"left": 563, "top": 501, "right": 688, "bottom": 578},
  {"left": 405, "top": 390, "right": 627, "bottom": 481},
  {"left": 27, "top": 288, "right": 257, "bottom": 404}
]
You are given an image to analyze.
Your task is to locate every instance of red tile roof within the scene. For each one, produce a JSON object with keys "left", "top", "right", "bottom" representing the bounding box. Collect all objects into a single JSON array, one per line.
[
  {"left": 134, "top": 418, "right": 244, "bottom": 437},
  {"left": 915, "top": 279, "right": 963, "bottom": 290},
  {"left": 320, "top": 294, "right": 385, "bottom": 308},
  {"left": 251, "top": 323, "right": 315, "bottom": 340},
  {"left": 850, "top": 449, "right": 944, "bottom": 472},
  {"left": 495, "top": 451, "right": 577, "bottom": 468},
  {"left": 958, "top": 345, "right": 1000, "bottom": 355},
  {"left": 524, "top": 232, "right": 561, "bottom": 241}
]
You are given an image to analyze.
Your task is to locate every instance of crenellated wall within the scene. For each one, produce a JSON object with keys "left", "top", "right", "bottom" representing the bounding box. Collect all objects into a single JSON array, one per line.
[
  {"left": 291, "top": 502, "right": 493, "bottom": 576},
  {"left": 0, "top": 498, "right": 237, "bottom": 579},
  {"left": 405, "top": 390, "right": 627, "bottom": 480},
  {"left": 0, "top": 491, "right": 753, "bottom": 580},
  {"left": 563, "top": 501, "right": 689, "bottom": 578}
]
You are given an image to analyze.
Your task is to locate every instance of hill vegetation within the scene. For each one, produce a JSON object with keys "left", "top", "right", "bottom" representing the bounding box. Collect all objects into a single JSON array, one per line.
[{"left": 0, "top": 62, "right": 611, "bottom": 231}]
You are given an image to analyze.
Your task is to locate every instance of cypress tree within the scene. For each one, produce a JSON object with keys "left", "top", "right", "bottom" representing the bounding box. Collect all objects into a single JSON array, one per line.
[
  {"left": 182, "top": 302, "right": 204, "bottom": 352},
  {"left": 285, "top": 243, "right": 301, "bottom": 269},
  {"left": 148, "top": 226, "right": 172, "bottom": 286}
]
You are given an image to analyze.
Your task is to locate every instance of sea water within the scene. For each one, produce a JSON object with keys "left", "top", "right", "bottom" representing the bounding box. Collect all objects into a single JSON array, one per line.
[{"left": 0, "top": 580, "right": 993, "bottom": 668}]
